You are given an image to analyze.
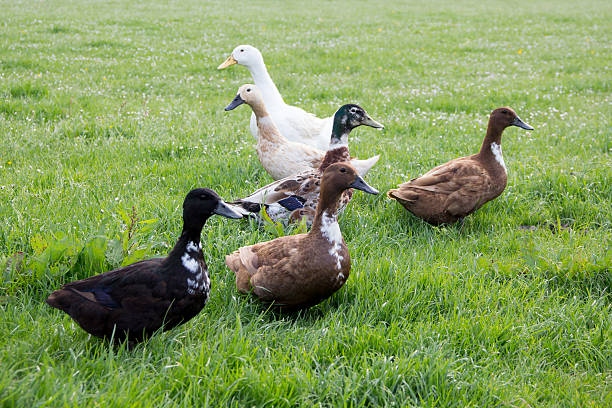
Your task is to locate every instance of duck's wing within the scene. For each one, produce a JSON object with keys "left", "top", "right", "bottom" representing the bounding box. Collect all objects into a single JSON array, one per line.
[
  {"left": 229, "top": 170, "right": 322, "bottom": 222},
  {"left": 46, "top": 258, "right": 171, "bottom": 339},
  {"left": 225, "top": 235, "right": 307, "bottom": 301},
  {"left": 47, "top": 259, "right": 166, "bottom": 311},
  {"left": 279, "top": 140, "right": 324, "bottom": 168},
  {"left": 257, "top": 139, "right": 323, "bottom": 180},
  {"left": 389, "top": 159, "right": 493, "bottom": 216}
]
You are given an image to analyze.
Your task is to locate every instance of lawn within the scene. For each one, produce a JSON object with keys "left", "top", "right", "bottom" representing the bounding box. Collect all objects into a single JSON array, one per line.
[{"left": 0, "top": 0, "right": 610, "bottom": 406}]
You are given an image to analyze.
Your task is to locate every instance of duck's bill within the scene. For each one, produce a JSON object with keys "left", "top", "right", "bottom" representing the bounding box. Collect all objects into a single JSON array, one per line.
[
  {"left": 225, "top": 94, "right": 245, "bottom": 111},
  {"left": 511, "top": 116, "right": 534, "bottom": 130},
  {"left": 214, "top": 201, "right": 243, "bottom": 219},
  {"left": 362, "top": 114, "right": 384, "bottom": 129},
  {"left": 217, "top": 55, "right": 237, "bottom": 69},
  {"left": 350, "top": 175, "right": 379, "bottom": 195}
]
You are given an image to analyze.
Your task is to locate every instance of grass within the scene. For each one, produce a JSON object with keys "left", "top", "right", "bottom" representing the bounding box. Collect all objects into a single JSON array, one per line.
[{"left": 0, "top": 0, "right": 610, "bottom": 406}]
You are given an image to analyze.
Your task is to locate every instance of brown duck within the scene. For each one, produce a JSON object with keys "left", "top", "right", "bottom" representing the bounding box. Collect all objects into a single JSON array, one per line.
[
  {"left": 388, "top": 107, "right": 533, "bottom": 225},
  {"left": 225, "top": 162, "right": 379, "bottom": 310}
]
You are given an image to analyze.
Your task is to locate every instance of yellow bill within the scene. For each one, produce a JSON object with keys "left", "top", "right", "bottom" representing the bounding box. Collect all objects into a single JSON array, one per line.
[{"left": 218, "top": 55, "right": 237, "bottom": 69}]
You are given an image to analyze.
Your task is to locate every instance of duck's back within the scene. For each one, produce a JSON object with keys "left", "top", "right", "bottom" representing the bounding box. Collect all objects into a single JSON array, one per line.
[
  {"left": 388, "top": 155, "right": 501, "bottom": 224},
  {"left": 227, "top": 234, "right": 349, "bottom": 309}
]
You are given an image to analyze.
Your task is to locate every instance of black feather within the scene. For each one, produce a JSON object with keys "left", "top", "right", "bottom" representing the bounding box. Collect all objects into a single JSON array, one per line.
[{"left": 277, "top": 195, "right": 306, "bottom": 211}]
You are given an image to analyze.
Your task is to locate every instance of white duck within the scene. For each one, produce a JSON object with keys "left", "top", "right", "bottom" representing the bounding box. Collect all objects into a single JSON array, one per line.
[
  {"left": 225, "top": 85, "right": 382, "bottom": 180},
  {"left": 218, "top": 44, "right": 334, "bottom": 150}
]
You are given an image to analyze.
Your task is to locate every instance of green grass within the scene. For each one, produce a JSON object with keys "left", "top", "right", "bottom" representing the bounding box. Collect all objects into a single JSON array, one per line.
[{"left": 0, "top": 0, "right": 610, "bottom": 406}]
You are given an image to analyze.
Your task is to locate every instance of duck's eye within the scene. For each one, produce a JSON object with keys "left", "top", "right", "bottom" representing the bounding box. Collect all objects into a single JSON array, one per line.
[
  {"left": 502, "top": 110, "right": 509, "bottom": 115},
  {"left": 246, "top": 88, "right": 251, "bottom": 92},
  {"left": 340, "top": 168, "right": 347, "bottom": 173},
  {"left": 240, "top": 49, "right": 244, "bottom": 52},
  {"left": 350, "top": 108, "right": 357, "bottom": 114}
]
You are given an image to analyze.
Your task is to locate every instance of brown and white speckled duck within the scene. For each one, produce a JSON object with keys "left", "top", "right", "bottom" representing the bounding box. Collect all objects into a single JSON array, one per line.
[
  {"left": 388, "top": 107, "right": 533, "bottom": 225},
  {"left": 227, "top": 103, "right": 383, "bottom": 226},
  {"left": 46, "top": 189, "right": 242, "bottom": 344},
  {"left": 225, "top": 84, "right": 381, "bottom": 180},
  {"left": 225, "top": 162, "right": 379, "bottom": 310}
]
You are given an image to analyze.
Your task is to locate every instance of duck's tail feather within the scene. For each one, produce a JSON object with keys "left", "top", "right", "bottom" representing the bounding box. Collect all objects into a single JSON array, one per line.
[
  {"left": 225, "top": 246, "right": 259, "bottom": 294},
  {"left": 226, "top": 201, "right": 261, "bottom": 218},
  {"left": 387, "top": 188, "right": 417, "bottom": 203},
  {"left": 350, "top": 155, "right": 380, "bottom": 177}
]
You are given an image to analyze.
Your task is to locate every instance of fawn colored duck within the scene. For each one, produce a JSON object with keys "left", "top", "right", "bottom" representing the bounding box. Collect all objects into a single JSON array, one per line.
[
  {"left": 225, "top": 84, "right": 381, "bottom": 180},
  {"left": 388, "top": 107, "right": 533, "bottom": 225},
  {"left": 225, "top": 163, "right": 378, "bottom": 310}
]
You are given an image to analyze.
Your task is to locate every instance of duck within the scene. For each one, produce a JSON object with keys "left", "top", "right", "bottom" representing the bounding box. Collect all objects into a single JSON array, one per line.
[
  {"left": 387, "top": 107, "right": 534, "bottom": 225},
  {"left": 45, "top": 188, "right": 242, "bottom": 344},
  {"left": 225, "top": 162, "right": 379, "bottom": 310},
  {"left": 227, "top": 103, "right": 383, "bottom": 226},
  {"left": 225, "top": 84, "right": 382, "bottom": 180},
  {"left": 218, "top": 44, "right": 333, "bottom": 150}
]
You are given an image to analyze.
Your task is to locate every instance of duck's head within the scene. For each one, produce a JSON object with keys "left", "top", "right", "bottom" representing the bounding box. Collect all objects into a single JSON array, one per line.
[
  {"left": 218, "top": 45, "right": 263, "bottom": 70},
  {"left": 321, "top": 162, "right": 380, "bottom": 197},
  {"left": 183, "top": 188, "right": 242, "bottom": 230},
  {"left": 224, "top": 84, "right": 263, "bottom": 111},
  {"left": 330, "top": 104, "right": 383, "bottom": 146},
  {"left": 490, "top": 107, "right": 534, "bottom": 131}
]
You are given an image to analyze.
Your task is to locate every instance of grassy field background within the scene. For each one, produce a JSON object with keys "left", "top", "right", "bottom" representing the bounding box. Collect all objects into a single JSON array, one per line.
[{"left": 1, "top": 0, "right": 610, "bottom": 406}]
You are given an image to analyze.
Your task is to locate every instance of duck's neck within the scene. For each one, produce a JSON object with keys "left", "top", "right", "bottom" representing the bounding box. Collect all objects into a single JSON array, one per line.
[
  {"left": 318, "top": 122, "right": 352, "bottom": 171},
  {"left": 478, "top": 121, "right": 507, "bottom": 173},
  {"left": 309, "top": 189, "right": 342, "bottom": 237},
  {"left": 329, "top": 120, "right": 351, "bottom": 148},
  {"left": 479, "top": 121, "right": 504, "bottom": 155},
  {"left": 247, "top": 62, "right": 285, "bottom": 108},
  {"left": 166, "top": 225, "right": 203, "bottom": 263},
  {"left": 256, "top": 114, "right": 287, "bottom": 145}
]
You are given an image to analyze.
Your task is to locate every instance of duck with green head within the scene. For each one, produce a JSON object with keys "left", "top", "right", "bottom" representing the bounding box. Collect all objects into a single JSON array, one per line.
[{"left": 226, "top": 103, "right": 383, "bottom": 226}]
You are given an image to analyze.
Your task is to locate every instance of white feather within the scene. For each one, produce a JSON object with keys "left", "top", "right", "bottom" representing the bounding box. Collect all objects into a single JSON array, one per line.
[
  {"left": 491, "top": 142, "right": 507, "bottom": 174},
  {"left": 320, "top": 211, "right": 344, "bottom": 270},
  {"left": 181, "top": 253, "right": 199, "bottom": 274}
]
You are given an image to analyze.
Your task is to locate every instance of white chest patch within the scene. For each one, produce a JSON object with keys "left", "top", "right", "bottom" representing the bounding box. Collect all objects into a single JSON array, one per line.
[
  {"left": 320, "top": 211, "right": 344, "bottom": 270},
  {"left": 181, "top": 253, "right": 199, "bottom": 273},
  {"left": 490, "top": 142, "right": 506, "bottom": 174},
  {"left": 186, "top": 241, "right": 201, "bottom": 253},
  {"left": 181, "top": 242, "right": 210, "bottom": 295}
]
